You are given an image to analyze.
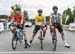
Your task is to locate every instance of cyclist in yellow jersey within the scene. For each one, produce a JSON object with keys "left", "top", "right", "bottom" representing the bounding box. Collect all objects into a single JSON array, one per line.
[{"left": 29, "top": 9, "right": 47, "bottom": 46}]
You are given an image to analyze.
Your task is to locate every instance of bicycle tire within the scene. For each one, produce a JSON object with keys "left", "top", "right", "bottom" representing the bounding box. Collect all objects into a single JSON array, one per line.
[
  {"left": 12, "top": 35, "right": 18, "bottom": 50},
  {"left": 53, "top": 40, "right": 57, "bottom": 51},
  {"left": 41, "top": 39, "right": 43, "bottom": 49},
  {"left": 40, "top": 31, "right": 43, "bottom": 50}
]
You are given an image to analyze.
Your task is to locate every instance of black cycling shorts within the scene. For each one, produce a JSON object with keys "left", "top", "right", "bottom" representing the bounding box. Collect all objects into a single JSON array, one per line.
[
  {"left": 51, "top": 23, "right": 63, "bottom": 33},
  {"left": 33, "top": 25, "right": 46, "bottom": 36},
  {"left": 17, "top": 24, "right": 23, "bottom": 29}
]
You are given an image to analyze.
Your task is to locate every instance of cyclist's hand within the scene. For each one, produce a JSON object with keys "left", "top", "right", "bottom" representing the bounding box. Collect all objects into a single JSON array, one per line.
[
  {"left": 42, "top": 25, "right": 45, "bottom": 27},
  {"left": 8, "top": 22, "right": 11, "bottom": 26},
  {"left": 50, "top": 23, "right": 52, "bottom": 26},
  {"left": 8, "top": 22, "right": 11, "bottom": 28},
  {"left": 20, "top": 24, "right": 22, "bottom": 27}
]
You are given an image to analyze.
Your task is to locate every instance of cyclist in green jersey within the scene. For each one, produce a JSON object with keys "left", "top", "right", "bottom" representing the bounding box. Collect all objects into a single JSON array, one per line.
[{"left": 50, "top": 6, "right": 71, "bottom": 48}]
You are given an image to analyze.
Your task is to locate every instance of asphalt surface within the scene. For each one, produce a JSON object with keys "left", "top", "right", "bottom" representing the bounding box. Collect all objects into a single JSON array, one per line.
[{"left": 0, "top": 26, "right": 75, "bottom": 54}]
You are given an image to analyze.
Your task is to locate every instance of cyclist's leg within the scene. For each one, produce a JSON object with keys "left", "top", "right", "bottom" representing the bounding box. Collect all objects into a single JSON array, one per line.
[
  {"left": 50, "top": 25, "right": 54, "bottom": 34},
  {"left": 30, "top": 25, "right": 40, "bottom": 44},
  {"left": 50, "top": 26, "right": 52, "bottom": 34},
  {"left": 42, "top": 26, "right": 47, "bottom": 39},
  {"left": 22, "top": 29, "right": 27, "bottom": 41},
  {"left": 56, "top": 24, "right": 64, "bottom": 41},
  {"left": 57, "top": 24, "right": 70, "bottom": 47},
  {"left": 22, "top": 25, "right": 29, "bottom": 48},
  {"left": 50, "top": 25, "right": 56, "bottom": 40},
  {"left": 22, "top": 31, "right": 28, "bottom": 48},
  {"left": 22, "top": 26, "right": 27, "bottom": 40}
]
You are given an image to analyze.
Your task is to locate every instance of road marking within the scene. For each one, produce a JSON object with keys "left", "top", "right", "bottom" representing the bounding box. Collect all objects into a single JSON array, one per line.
[{"left": 0, "top": 51, "right": 75, "bottom": 53}]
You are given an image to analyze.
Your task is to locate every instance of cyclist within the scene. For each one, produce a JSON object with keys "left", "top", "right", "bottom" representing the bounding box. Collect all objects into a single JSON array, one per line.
[
  {"left": 29, "top": 9, "right": 47, "bottom": 46},
  {"left": 9, "top": 8, "right": 30, "bottom": 48},
  {"left": 50, "top": 6, "right": 70, "bottom": 48}
]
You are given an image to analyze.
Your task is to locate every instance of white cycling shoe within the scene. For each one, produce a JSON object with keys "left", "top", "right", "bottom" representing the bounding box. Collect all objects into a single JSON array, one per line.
[
  {"left": 28, "top": 42, "right": 31, "bottom": 47},
  {"left": 64, "top": 40, "right": 71, "bottom": 48}
]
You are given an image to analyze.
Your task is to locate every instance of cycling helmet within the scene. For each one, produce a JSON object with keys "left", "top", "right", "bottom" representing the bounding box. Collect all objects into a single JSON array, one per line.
[
  {"left": 53, "top": 6, "right": 58, "bottom": 10},
  {"left": 15, "top": 8, "right": 21, "bottom": 11},
  {"left": 38, "top": 9, "right": 43, "bottom": 12}
]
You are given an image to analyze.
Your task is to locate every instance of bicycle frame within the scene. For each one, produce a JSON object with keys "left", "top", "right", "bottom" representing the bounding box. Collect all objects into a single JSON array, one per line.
[
  {"left": 9, "top": 24, "right": 23, "bottom": 50},
  {"left": 51, "top": 23, "right": 57, "bottom": 51},
  {"left": 10, "top": 24, "right": 23, "bottom": 41},
  {"left": 39, "top": 26, "right": 44, "bottom": 50}
]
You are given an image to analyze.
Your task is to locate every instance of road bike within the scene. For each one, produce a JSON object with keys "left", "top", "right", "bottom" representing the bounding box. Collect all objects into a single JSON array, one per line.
[
  {"left": 50, "top": 23, "right": 58, "bottom": 51},
  {"left": 9, "top": 24, "right": 24, "bottom": 50}
]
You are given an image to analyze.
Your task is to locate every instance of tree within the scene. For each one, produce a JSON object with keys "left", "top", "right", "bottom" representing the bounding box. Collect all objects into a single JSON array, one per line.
[
  {"left": 73, "top": 7, "right": 75, "bottom": 22},
  {"left": 46, "top": 16, "right": 50, "bottom": 22},
  {"left": 23, "top": 10, "right": 29, "bottom": 21},
  {"left": 63, "top": 8, "right": 73, "bottom": 25}
]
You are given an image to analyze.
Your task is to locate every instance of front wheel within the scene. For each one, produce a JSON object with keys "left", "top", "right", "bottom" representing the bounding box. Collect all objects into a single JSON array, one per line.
[
  {"left": 12, "top": 35, "right": 18, "bottom": 50},
  {"left": 40, "top": 31, "right": 43, "bottom": 50},
  {"left": 53, "top": 40, "right": 57, "bottom": 51},
  {"left": 40, "top": 39, "right": 43, "bottom": 49}
]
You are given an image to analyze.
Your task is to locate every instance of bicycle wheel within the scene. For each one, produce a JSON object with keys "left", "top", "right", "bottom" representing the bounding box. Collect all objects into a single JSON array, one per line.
[
  {"left": 12, "top": 35, "right": 18, "bottom": 50},
  {"left": 41, "top": 39, "right": 43, "bottom": 49},
  {"left": 53, "top": 39, "right": 57, "bottom": 51},
  {"left": 40, "top": 31, "right": 43, "bottom": 50}
]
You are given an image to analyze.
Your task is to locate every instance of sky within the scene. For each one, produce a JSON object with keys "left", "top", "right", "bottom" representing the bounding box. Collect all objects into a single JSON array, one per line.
[{"left": 0, "top": 0, "right": 75, "bottom": 19}]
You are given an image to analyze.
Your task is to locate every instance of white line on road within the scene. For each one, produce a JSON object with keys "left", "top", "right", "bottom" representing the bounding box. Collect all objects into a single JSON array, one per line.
[{"left": 0, "top": 51, "right": 75, "bottom": 54}]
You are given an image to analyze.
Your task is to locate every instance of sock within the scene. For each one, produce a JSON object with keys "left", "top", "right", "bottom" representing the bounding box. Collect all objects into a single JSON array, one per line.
[
  {"left": 30, "top": 40, "right": 32, "bottom": 44},
  {"left": 25, "top": 40, "right": 27, "bottom": 45}
]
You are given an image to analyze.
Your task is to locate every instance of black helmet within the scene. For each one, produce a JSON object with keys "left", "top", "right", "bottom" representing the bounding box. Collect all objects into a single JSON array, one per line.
[
  {"left": 38, "top": 9, "right": 43, "bottom": 12},
  {"left": 53, "top": 6, "right": 58, "bottom": 10},
  {"left": 15, "top": 8, "right": 21, "bottom": 11}
]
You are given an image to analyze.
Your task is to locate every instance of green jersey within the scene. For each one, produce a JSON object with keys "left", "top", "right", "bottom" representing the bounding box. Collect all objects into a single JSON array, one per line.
[{"left": 50, "top": 13, "right": 61, "bottom": 23}]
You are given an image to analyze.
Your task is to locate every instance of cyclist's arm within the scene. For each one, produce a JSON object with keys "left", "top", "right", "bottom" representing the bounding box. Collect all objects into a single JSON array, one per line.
[
  {"left": 50, "top": 16, "right": 52, "bottom": 25},
  {"left": 21, "top": 13, "right": 24, "bottom": 25},
  {"left": 10, "top": 15, "right": 14, "bottom": 24},
  {"left": 35, "top": 17, "right": 37, "bottom": 25},
  {"left": 60, "top": 16, "right": 63, "bottom": 25},
  {"left": 44, "top": 16, "right": 46, "bottom": 25}
]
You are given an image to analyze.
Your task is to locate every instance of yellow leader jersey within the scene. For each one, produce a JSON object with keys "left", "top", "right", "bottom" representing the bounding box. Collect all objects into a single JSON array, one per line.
[{"left": 35, "top": 15, "right": 45, "bottom": 25}]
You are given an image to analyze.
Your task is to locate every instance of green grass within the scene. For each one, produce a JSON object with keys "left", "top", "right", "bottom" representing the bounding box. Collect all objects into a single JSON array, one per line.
[
  {"left": 63, "top": 25, "right": 69, "bottom": 28},
  {"left": 63, "top": 25, "right": 69, "bottom": 31}
]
